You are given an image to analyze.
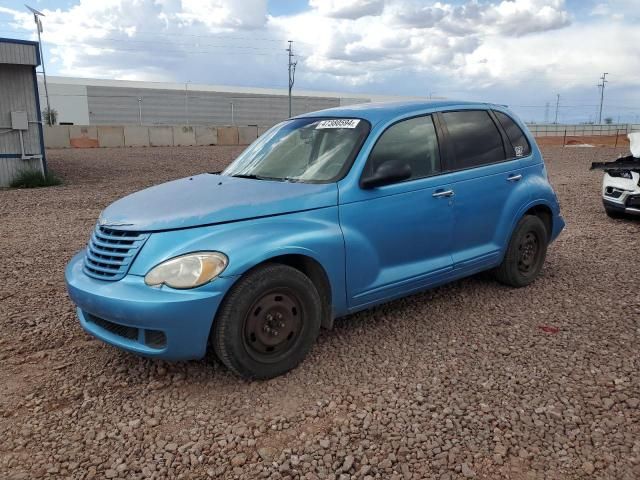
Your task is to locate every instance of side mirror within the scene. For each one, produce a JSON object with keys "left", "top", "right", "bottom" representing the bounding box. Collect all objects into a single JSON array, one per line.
[{"left": 360, "top": 161, "right": 412, "bottom": 189}]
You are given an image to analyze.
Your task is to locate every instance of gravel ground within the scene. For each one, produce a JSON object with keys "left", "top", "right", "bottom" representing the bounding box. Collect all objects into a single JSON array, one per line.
[{"left": 1, "top": 145, "right": 639, "bottom": 480}]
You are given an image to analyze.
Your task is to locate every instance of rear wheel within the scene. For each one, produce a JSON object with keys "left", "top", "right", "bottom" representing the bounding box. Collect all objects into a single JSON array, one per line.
[
  {"left": 495, "top": 215, "right": 548, "bottom": 288},
  {"left": 212, "top": 263, "right": 322, "bottom": 379}
]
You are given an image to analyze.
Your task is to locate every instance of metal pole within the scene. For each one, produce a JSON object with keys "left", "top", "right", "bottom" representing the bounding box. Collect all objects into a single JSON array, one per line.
[
  {"left": 287, "top": 41, "right": 292, "bottom": 117},
  {"left": 287, "top": 40, "right": 297, "bottom": 118},
  {"left": 554, "top": 94, "right": 560, "bottom": 124},
  {"left": 230, "top": 102, "right": 235, "bottom": 125},
  {"left": 184, "top": 81, "right": 190, "bottom": 126},
  {"left": 598, "top": 72, "right": 608, "bottom": 124},
  {"left": 138, "top": 97, "right": 142, "bottom": 125},
  {"left": 33, "top": 15, "right": 50, "bottom": 123}
]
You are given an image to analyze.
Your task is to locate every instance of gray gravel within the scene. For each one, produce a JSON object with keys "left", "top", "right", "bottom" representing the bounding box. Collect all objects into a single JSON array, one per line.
[{"left": 1, "top": 145, "right": 639, "bottom": 479}]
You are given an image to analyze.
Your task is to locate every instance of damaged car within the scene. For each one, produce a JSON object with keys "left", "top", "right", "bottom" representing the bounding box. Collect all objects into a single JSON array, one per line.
[{"left": 591, "top": 132, "right": 640, "bottom": 218}]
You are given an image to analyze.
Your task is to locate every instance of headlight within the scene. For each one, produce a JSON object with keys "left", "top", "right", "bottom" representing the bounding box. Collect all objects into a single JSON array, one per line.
[{"left": 144, "top": 252, "right": 228, "bottom": 289}]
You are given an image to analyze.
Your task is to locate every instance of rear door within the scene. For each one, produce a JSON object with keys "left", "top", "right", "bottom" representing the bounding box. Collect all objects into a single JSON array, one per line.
[{"left": 438, "top": 109, "right": 525, "bottom": 271}]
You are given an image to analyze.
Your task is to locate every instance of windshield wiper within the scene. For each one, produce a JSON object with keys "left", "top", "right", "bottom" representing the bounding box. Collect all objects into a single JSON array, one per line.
[
  {"left": 231, "top": 173, "right": 265, "bottom": 180},
  {"left": 231, "top": 174, "right": 301, "bottom": 182}
]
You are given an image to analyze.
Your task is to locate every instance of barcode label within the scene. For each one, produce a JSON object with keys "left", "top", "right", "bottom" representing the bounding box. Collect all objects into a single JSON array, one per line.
[{"left": 316, "top": 119, "right": 360, "bottom": 129}]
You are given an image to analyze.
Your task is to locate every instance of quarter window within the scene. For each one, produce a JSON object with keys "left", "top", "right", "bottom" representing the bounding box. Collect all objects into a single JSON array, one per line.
[
  {"left": 367, "top": 116, "right": 441, "bottom": 181},
  {"left": 494, "top": 111, "right": 531, "bottom": 158},
  {"left": 442, "top": 110, "right": 506, "bottom": 170}
]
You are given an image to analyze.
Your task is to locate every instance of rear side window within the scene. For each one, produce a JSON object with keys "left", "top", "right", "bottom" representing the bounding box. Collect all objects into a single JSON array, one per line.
[
  {"left": 367, "top": 115, "right": 440, "bottom": 181},
  {"left": 441, "top": 110, "right": 505, "bottom": 170},
  {"left": 494, "top": 111, "right": 531, "bottom": 158}
]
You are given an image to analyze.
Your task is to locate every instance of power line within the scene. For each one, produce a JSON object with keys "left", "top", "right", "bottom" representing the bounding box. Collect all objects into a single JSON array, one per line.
[
  {"left": 45, "top": 41, "right": 286, "bottom": 57},
  {"left": 0, "top": 27, "right": 314, "bottom": 46}
]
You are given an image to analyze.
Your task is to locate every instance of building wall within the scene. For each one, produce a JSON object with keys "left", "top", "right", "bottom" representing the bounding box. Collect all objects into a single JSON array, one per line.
[
  {"left": 0, "top": 65, "right": 41, "bottom": 154},
  {"left": 41, "top": 82, "right": 90, "bottom": 125},
  {"left": 0, "top": 62, "right": 44, "bottom": 186},
  {"left": 83, "top": 85, "right": 340, "bottom": 127},
  {"left": 0, "top": 41, "right": 38, "bottom": 65}
]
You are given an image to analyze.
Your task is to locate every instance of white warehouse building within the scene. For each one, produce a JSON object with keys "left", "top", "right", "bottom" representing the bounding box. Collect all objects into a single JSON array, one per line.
[{"left": 37, "top": 76, "right": 423, "bottom": 128}]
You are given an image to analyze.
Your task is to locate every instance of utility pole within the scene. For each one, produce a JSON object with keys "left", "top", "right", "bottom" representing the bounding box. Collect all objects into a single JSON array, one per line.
[
  {"left": 554, "top": 94, "right": 560, "bottom": 124},
  {"left": 287, "top": 40, "right": 297, "bottom": 118},
  {"left": 26, "top": 5, "right": 50, "bottom": 123},
  {"left": 137, "top": 97, "right": 142, "bottom": 125},
  {"left": 544, "top": 102, "right": 549, "bottom": 123},
  {"left": 597, "top": 72, "right": 608, "bottom": 124},
  {"left": 184, "top": 80, "right": 191, "bottom": 125}
]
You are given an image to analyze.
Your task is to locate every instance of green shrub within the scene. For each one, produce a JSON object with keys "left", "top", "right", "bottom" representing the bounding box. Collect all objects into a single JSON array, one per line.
[{"left": 10, "top": 169, "right": 62, "bottom": 188}]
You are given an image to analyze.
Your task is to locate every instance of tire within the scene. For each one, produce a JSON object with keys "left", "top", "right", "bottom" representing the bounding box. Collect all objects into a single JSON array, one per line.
[
  {"left": 494, "top": 215, "right": 548, "bottom": 288},
  {"left": 212, "top": 263, "right": 322, "bottom": 379},
  {"left": 605, "top": 207, "right": 626, "bottom": 219}
]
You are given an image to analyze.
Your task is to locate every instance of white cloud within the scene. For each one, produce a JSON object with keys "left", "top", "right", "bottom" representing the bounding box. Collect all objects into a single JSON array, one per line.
[
  {"left": 1, "top": 0, "right": 639, "bottom": 121},
  {"left": 179, "top": 0, "right": 267, "bottom": 28},
  {"left": 309, "top": 0, "right": 385, "bottom": 19}
]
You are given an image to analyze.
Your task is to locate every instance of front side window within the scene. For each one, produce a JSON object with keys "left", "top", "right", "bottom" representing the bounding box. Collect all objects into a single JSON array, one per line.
[
  {"left": 222, "top": 118, "right": 369, "bottom": 183},
  {"left": 494, "top": 111, "right": 531, "bottom": 158},
  {"left": 442, "top": 110, "right": 505, "bottom": 170},
  {"left": 366, "top": 115, "right": 441, "bottom": 181}
]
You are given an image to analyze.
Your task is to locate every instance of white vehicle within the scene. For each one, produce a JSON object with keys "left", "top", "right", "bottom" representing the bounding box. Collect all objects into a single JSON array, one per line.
[{"left": 591, "top": 132, "right": 640, "bottom": 218}]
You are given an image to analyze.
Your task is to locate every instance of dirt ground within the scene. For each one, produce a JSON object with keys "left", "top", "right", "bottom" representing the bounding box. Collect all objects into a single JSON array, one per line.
[
  {"left": 1, "top": 145, "right": 639, "bottom": 480},
  {"left": 535, "top": 135, "right": 630, "bottom": 148}
]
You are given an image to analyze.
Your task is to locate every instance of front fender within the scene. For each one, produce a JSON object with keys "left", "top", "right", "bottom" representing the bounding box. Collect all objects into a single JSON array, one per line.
[{"left": 129, "top": 207, "right": 348, "bottom": 317}]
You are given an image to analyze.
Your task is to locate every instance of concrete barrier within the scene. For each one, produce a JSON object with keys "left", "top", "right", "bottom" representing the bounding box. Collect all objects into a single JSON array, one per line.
[
  {"left": 97, "top": 126, "right": 125, "bottom": 148},
  {"left": 69, "top": 126, "right": 98, "bottom": 148},
  {"left": 44, "top": 126, "right": 70, "bottom": 148},
  {"left": 124, "top": 126, "right": 150, "bottom": 147},
  {"left": 195, "top": 126, "right": 218, "bottom": 145},
  {"left": 173, "top": 126, "right": 196, "bottom": 146},
  {"left": 238, "top": 126, "right": 258, "bottom": 145},
  {"left": 149, "top": 126, "right": 173, "bottom": 147},
  {"left": 217, "top": 126, "right": 239, "bottom": 146}
]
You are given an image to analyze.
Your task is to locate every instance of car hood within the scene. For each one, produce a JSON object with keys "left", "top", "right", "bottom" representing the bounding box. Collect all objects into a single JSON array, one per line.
[{"left": 98, "top": 174, "right": 338, "bottom": 232}]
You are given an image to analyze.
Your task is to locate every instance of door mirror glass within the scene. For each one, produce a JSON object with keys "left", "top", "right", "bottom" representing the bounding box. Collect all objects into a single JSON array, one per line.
[{"left": 361, "top": 161, "right": 412, "bottom": 189}]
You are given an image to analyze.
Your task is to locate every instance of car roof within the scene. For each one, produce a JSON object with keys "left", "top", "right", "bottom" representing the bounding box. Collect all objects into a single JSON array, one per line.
[{"left": 295, "top": 100, "right": 495, "bottom": 125}]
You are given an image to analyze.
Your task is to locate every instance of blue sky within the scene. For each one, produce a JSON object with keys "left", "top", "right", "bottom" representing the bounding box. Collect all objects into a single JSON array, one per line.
[{"left": 1, "top": 0, "right": 639, "bottom": 123}]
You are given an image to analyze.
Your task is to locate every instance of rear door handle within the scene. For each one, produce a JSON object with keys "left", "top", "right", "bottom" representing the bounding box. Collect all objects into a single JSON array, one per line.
[
  {"left": 432, "top": 189, "right": 455, "bottom": 198},
  {"left": 507, "top": 174, "right": 522, "bottom": 182}
]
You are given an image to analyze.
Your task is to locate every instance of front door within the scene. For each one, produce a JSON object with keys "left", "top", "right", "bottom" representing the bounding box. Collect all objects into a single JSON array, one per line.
[{"left": 339, "top": 115, "right": 455, "bottom": 309}]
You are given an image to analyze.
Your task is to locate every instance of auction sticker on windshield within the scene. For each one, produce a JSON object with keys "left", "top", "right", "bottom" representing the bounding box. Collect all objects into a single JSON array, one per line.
[{"left": 316, "top": 119, "right": 360, "bottom": 129}]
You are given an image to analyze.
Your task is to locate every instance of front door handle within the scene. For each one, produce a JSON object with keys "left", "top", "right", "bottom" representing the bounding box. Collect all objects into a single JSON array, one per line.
[
  {"left": 507, "top": 174, "right": 523, "bottom": 182},
  {"left": 432, "top": 189, "right": 455, "bottom": 198}
]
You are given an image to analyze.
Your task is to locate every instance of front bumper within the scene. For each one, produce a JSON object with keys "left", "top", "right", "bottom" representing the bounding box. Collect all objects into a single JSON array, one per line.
[
  {"left": 65, "top": 251, "right": 237, "bottom": 360},
  {"left": 603, "top": 198, "right": 640, "bottom": 216}
]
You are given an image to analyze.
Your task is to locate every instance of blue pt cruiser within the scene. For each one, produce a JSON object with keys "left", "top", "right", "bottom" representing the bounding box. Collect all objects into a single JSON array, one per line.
[{"left": 66, "top": 101, "right": 565, "bottom": 379}]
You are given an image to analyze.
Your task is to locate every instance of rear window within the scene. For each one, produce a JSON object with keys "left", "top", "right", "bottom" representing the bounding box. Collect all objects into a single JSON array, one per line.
[
  {"left": 441, "top": 110, "right": 505, "bottom": 170},
  {"left": 494, "top": 111, "right": 531, "bottom": 158}
]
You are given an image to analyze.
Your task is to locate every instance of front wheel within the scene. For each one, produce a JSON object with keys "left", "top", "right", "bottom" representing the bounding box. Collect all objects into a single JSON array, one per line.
[
  {"left": 212, "top": 263, "right": 322, "bottom": 379},
  {"left": 494, "top": 215, "right": 548, "bottom": 288}
]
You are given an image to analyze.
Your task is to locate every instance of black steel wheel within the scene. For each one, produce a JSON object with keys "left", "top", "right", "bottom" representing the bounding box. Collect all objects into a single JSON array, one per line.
[
  {"left": 212, "top": 263, "right": 322, "bottom": 379},
  {"left": 517, "top": 231, "right": 539, "bottom": 274},
  {"left": 243, "top": 288, "right": 303, "bottom": 362},
  {"left": 495, "top": 215, "right": 548, "bottom": 288}
]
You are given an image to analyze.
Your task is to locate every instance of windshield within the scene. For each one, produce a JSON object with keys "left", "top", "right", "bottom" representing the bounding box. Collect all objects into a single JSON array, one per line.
[{"left": 222, "top": 117, "right": 370, "bottom": 183}]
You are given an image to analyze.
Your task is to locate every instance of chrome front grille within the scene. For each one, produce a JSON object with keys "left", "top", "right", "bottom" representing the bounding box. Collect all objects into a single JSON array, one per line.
[{"left": 83, "top": 225, "right": 149, "bottom": 281}]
